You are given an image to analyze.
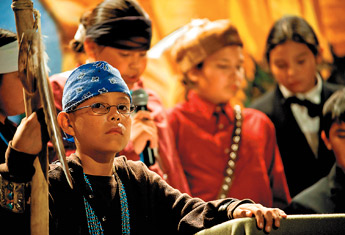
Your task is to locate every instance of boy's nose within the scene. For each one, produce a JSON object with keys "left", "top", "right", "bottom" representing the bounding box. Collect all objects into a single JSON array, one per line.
[
  {"left": 287, "top": 65, "right": 298, "bottom": 76},
  {"left": 111, "top": 116, "right": 121, "bottom": 122},
  {"left": 231, "top": 71, "right": 244, "bottom": 85},
  {"left": 108, "top": 106, "right": 122, "bottom": 121},
  {"left": 129, "top": 55, "right": 142, "bottom": 68}
]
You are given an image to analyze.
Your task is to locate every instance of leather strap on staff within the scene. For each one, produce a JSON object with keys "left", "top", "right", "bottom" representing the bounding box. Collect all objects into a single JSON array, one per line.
[{"left": 217, "top": 104, "right": 242, "bottom": 199}]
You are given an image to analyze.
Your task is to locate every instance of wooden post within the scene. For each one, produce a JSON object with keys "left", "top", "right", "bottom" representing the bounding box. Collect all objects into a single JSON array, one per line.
[{"left": 12, "top": 0, "right": 48, "bottom": 234}]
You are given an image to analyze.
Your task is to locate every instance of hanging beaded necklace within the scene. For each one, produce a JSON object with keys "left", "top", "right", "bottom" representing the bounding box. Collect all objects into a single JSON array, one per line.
[
  {"left": 83, "top": 167, "right": 130, "bottom": 234},
  {"left": 217, "top": 104, "right": 242, "bottom": 199},
  {"left": 0, "top": 119, "right": 11, "bottom": 146},
  {"left": 0, "top": 132, "right": 9, "bottom": 146}
]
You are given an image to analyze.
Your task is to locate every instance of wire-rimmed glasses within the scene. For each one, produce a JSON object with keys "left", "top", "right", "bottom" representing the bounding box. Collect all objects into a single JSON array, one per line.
[{"left": 68, "top": 102, "right": 137, "bottom": 115}]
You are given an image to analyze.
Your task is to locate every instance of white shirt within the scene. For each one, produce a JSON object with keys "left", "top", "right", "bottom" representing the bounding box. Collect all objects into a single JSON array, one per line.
[{"left": 279, "top": 74, "right": 322, "bottom": 157}]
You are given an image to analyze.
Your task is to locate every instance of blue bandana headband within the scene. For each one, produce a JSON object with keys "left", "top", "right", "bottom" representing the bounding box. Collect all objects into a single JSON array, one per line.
[{"left": 62, "top": 61, "right": 131, "bottom": 112}]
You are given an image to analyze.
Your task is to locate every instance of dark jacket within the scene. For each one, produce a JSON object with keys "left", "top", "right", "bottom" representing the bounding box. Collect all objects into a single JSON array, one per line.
[
  {"left": 0, "top": 119, "right": 30, "bottom": 234},
  {"left": 285, "top": 164, "right": 345, "bottom": 214},
  {"left": 250, "top": 82, "right": 340, "bottom": 197},
  {"left": 2, "top": 147, "right": 253, "bottom": 235}
]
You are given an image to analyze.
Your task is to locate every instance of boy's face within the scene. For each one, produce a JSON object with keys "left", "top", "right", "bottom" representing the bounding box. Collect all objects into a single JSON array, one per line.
[
  {"left": 68, "top": 92, "right": 132, "bottom": 156},
  {"left": 269, "top": 40, "right": 320, "bottom": 94},
  {"left": 0, "top": 71, "right": 25, "bottom": 118},
  {"left": 191, "top": 45, "right": 244, "bottom": 104},
  {"left": 93, "top": 46, "right": 147, "bottom": 90},
  {"left": 323, "top": 121, "right": 345, "bottom": 172}
]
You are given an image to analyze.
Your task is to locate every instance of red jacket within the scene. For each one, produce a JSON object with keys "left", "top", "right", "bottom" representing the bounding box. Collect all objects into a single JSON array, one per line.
[{"left": 168, "top": 91, "right": 290, "bottom": 208}]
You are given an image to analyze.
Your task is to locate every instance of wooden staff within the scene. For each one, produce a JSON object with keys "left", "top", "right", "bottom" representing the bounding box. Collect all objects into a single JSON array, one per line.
[{"left": 11, "top": 0, "right": 72, "bottom": 234}]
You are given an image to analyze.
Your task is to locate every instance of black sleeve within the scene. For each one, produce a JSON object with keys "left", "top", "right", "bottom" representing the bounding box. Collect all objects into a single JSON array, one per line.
[
  {"left": 122, "top": 159, "right": 255, "bottom": 234},
  {"left": 284, "top": 201, "right": 317, "bottom": 215},
  {"left": 0, "top": 141, "right": 36, "bottom": 182}
]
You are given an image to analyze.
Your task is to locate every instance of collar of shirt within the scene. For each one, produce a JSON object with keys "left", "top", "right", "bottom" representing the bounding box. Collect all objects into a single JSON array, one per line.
[
  {"left": 278, "top": 74, "right": 322, "bottom": 156},
  {"left": 279, "top": 73, "right": 323, "bottom": 104},
  {"left": 187, "top": 91, "right": 234, "bottom": 122}
]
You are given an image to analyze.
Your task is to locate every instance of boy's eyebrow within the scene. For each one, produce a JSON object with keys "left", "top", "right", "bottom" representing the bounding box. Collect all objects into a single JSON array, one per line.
[
  {"left": 272, "top": 51, "right": 309, "bottom": 62},
  {"left": 335, "top": 129, "right": 345, "bottom": 134},
  {"left": 295, "top": 51, "right": 309, "bottom": 59},
  {"left": 217, "top": 57, "right": 244, "bottom": 63},
  {"left": 118, "top": 95, "right": 131, "bottom": 103}
]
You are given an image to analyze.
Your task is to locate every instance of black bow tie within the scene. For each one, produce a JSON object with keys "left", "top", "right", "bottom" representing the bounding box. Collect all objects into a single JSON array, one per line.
[{"left": 285, "top": 96, "right": 322, "bottom": 118}]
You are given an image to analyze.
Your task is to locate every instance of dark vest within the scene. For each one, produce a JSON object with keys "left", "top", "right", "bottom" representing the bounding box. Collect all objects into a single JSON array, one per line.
[{"left": 250, "top": 82, "right": 341, "bottom": 197}]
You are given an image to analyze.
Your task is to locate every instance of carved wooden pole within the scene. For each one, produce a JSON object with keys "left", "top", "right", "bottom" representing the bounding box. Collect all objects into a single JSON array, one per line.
[
  {"left": 12, "top": 1, "right": 49, "bottom": 234},
  {"left": 11, "top": 0, "right": 73, "bottom": 234}
]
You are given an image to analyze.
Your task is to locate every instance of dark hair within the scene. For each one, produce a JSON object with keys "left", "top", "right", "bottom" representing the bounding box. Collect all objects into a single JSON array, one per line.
[
  {"left": 322, "top": 88, "right": 345, "bottom": 138},
  {"left": 179, "top": 62, "right": 204, "bottom": 100},
  {"left": 0, "top": 28, "right": 17, "bottom": 47},
  {"left": 70, "top": 0, "right": 148, "bottom": 53},
  {"left": 0, "top": 29, "right": 17, "bottom": 84},
  {"left": 265, "top": 15, "right": 319, "bottom": 63}
]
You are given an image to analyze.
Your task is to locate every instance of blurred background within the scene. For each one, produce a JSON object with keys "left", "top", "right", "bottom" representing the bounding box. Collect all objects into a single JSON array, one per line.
[{"left": 1, "top": 0, "right": 345, "bottom": 107}]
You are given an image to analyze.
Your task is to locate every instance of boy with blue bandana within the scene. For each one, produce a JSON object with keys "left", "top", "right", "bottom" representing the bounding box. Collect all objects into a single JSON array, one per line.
[
  {"left": 49, "top": 0, "right": 190, "bottom": 194},
  {"left": 1, "top": 61, "right": 286, "bottom": 234}
]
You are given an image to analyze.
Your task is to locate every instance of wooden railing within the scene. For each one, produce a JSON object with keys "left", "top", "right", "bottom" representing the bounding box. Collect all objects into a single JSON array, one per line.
[{"left": 195, "top": 214, "right": 345, "bottom": 235}]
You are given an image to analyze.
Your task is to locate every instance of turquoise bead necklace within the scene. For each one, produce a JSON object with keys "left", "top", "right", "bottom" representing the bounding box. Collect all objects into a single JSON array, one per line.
[
  {"left": 83, "top": 168, "right": 130, "bottom": 234},
  {"left": 0, "top": 132, "right": 9, "bottom": 146}
]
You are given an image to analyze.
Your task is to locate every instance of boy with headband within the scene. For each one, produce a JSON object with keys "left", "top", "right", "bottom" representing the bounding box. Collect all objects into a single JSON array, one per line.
[
  {"left": 50, "top": 0, "right": 189, "bottom": 193},
  {"left": 0, "top": 28, "right": 30, "bottom": 234}
]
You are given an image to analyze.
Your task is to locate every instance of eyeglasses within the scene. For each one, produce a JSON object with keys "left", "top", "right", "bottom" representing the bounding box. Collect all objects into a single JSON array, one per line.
[{"left": 68, "top": 102, "right": 137, "bottom": 115}]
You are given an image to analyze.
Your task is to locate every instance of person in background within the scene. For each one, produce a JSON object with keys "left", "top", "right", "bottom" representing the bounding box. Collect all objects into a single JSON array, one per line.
[
  {"left": 285, "top": 88, "right": 345, "bottom": 214},
  {"left": 0, "top": 28, "right": 30, "bottom": 234},
  {"left": 1, "top": 61, "right": 287, "bottom": 234},
  {"left": 327, "top": 46, "right": 345, "bottom": 86},
  {"left": 168, "top": 18, "right": 290, "bottom": 209},
  {"left": 250, "top": 15, "right": 341, "bottom": 197},
  {"left": 49, "top": 0, "right": 190, "bottom": 194}
]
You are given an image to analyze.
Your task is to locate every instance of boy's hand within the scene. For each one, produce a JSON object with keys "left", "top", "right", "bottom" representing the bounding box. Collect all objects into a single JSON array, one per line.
[
  {"left": 233, "top": 203, "right": 287, "bottom": 233},
  {"left": 131, "top": 110, "right": 158, "bottom": 154},
  {"left": 12, "top": 112, "right": 42, "bottom": 155}
]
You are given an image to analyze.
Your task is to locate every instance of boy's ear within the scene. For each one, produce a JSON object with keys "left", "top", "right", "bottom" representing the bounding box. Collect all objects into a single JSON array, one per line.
[
  {"left": 84, "top": 38, "right": 98, "bottom": 62},
  {"left": 186, "top": 67, "right": 200, "bottom": 83},
  {"left": 321, "top": 130, "right": 332, "bottom": 150},
  {"left": 57, "top": 112, "right": 75, "bottom": 137}
]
